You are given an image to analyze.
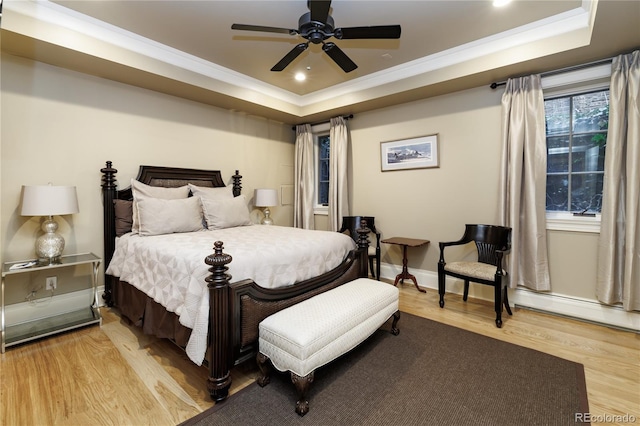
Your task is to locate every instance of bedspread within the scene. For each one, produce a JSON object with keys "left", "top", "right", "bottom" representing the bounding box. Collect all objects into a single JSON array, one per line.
[{"left": 106, "top": 225, "right": 356, "bottom": 364}]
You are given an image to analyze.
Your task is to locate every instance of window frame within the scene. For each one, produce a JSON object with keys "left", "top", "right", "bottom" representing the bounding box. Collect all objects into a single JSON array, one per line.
[
  {"left": 312, "top": 122, "right": 330, "bottom": 215},
  {"left": 542, "top": 63, "right": 611, "bottom": 233}
]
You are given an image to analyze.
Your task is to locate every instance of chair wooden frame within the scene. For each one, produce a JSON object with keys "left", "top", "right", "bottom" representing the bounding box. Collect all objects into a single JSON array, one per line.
[
  {"left": 437, "top": 224, "right": 513, "bottom": 327},
  {"left": 339, "top": 216, "right": 381, "bottom": 280}
]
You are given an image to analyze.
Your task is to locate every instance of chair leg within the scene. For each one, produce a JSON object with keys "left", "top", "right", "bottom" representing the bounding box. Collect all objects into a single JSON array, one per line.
[
  {"left": 463, "top": 280, "right": 470, "bottom": 301},
  {"left": 494, "top": 281, "right": 503, "bottom": 328},
  {"left": 368, "top": 256, "right": 375, "bottom": 279},
  {"left": 503, "top": 286, "right": 513, "bottom": 315},
  {"left": 376, "top": 256, "right": 381, "bottom": 281},
  {"left": 437, "top": 264, "right": 446, "bottom": 308}
]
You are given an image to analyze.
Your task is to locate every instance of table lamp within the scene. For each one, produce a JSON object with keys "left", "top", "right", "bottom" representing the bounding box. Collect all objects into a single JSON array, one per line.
[
  {"left": 21, "top": 184, "right": 79, "bottom": 263},
  {"left": 254, "top": 188, "right": 278, "bottom": 225}
]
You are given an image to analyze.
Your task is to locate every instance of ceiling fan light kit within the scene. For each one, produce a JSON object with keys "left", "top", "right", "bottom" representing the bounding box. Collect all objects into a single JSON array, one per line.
[{"left": 231, "top": 0, "right": 401, "bottom": 73}]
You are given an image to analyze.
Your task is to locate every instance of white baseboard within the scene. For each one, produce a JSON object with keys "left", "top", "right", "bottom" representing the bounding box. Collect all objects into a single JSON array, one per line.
[
  {"left": 379, "top": 263, "right": 639, "bottom": 332},
  {"left": 4, "top": 285, "right": 105, "bottom": 326}
]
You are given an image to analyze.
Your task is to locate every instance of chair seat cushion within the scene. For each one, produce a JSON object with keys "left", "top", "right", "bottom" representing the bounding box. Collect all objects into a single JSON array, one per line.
[
  {"left": 259, "top": 278, "right": 398, "bottom": 377},
  {"left": 445, "top": 261, "right": 504, "bottom": 281}
]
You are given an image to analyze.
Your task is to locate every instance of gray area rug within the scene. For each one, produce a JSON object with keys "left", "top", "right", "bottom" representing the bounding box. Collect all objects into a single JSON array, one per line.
[{"left": 181, "top": 312, "right": 589, "bottom": 425}]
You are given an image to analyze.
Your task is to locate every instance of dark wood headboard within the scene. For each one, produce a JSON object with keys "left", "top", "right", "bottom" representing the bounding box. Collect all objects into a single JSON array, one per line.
[{"left": 100, "top": 161, "right": 242, "bottom": 305}]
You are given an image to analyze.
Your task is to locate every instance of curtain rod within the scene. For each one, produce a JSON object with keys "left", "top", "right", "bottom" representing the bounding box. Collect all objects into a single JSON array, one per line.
[
  {"left": 489, "top": 57, "right": 614, "bottom": 89},
  {"left": 291, "top": 114, "right": 353, "bottom": 131}
]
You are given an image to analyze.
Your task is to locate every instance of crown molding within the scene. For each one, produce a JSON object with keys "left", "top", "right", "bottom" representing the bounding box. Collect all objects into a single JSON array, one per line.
[{"left": 2, "top": 0, "right": 598, "bottom": 118}]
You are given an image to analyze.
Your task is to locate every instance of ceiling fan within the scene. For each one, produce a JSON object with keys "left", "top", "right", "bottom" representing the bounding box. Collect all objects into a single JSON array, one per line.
[{"left": 231, "top": 0, "right": 401, "bottom": 73}]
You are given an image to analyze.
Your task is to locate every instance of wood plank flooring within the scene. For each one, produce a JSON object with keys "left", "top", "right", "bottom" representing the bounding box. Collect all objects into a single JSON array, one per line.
[{"left": 1, "top": 283, "right": 638, "bottom": 425}]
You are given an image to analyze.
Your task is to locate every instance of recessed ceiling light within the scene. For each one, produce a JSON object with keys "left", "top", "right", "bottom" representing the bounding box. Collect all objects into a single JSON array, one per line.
[
  {"left": 295, "top": 72, "right": 306, "bottom": 81},
  {"left": 493, "top": 0, "right": 512, "bottom": 6}
]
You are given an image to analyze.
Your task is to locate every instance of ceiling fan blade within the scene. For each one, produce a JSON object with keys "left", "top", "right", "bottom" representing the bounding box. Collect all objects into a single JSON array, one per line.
[
  {"left": 231, "top": 23, "right": 297, "bottom": 35},
  {"left": 308, "top": 0, "right": 331, "bottom": 23},
  {"left": 322, "top": 42, "right": 357, "bottom": 73},
  {"left": 271, "top": 43, "right": 309, "bottom": 71},
  {"left": 336, "top": 25, "right": 401, "bottom": 39}
]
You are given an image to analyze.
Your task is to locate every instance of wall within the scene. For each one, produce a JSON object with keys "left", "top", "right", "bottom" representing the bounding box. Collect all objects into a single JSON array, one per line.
[
  {"left": 349, "top": 86, "right": 503, "bottom": 275},
  {"left": 347, "top": 85, "right": 628, "bottom": 325},
  {"left": 2, "top": 53, "right": 634, "bottom": 328},
  {"left": 0, "top": 54, "right": 294, "bottom": 299}
]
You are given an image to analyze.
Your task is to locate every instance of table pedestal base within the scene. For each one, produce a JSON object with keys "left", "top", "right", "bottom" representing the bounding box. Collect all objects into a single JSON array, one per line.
[{"left": 393, "top": 244, "right": 426, "bottom": 293}]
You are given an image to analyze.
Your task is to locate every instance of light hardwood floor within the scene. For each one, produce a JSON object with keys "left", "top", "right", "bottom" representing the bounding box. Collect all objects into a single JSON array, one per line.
[{"left": 1, "top": 283, "right": 638, "bottom": 425}]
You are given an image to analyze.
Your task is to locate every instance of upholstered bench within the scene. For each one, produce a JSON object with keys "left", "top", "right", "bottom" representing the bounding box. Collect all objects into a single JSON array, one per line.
[{"left": 256, "top": 278, "right": 400, "bottom": 416}]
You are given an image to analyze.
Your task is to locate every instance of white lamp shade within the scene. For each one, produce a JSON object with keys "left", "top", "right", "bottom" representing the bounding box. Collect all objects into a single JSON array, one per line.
[
  {"left": 254, "top": 189, "right": 278, "bottom": 207},
  {"left": 21, "top": 185, "right": 79, "bottom": 216}
]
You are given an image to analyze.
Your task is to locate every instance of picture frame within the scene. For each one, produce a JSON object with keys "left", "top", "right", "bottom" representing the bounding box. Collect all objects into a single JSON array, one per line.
[{"left": 380, "top": 134, "right": 439, "bottom": 172}]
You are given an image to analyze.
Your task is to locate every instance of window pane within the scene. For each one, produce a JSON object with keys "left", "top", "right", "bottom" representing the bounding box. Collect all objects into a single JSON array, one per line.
[
  {"left": 317, "top": 134, "right": 330, "bottom": 206},
  {"left": 319, "top": 160, "right": 329, "bottom": 181},
  {"left": 318, "top": 182, "right": 329, "bottom": 205},
  {"left": 572, "top": 91, "right": 609, "bottom": 133},
  {"left": 547, "top": 135, "right": 569, "bottom": 173},
  {"left": 545, "top": 88, "right": 608, "bottom": 215},
  {"left": 546, "top": 174, "right": 568, "bottom": 211},
  {"left": 571, "top": 134, "right": 606, "bottom": 172},
  {"left": 545, "top": 98, "right": 570, "bottom": 136},
  {"left": 571, "top": 173, "right": 604, "bottom": 213},
  {"left": 319, "top": 136, "right": 330, "bottom": 159}
]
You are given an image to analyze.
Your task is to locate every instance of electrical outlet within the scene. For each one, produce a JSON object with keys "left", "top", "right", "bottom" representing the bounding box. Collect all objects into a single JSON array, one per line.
[{"left": 45, "top": 276, "right": 57, "bottom": 290}]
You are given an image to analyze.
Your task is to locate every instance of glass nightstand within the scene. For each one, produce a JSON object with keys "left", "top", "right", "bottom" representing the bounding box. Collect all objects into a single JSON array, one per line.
[{"left": 1, "top": 253, "right": 102, "bottom": 352}]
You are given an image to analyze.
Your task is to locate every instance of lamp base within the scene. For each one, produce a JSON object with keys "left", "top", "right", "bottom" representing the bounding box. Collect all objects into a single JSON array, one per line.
[
  {"left": 261, "top": 207, "right": 274, "bottom": 225},
  {"left": 35, "top": 216, "right": 65, "bottom": 263}
]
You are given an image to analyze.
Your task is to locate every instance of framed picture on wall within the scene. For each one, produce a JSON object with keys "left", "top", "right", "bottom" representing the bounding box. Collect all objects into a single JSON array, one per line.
[{"left": 380, "top": 134, "right": 439, "bottom": 171}]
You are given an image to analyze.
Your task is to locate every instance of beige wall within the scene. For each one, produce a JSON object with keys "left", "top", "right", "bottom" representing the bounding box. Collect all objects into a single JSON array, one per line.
[
  {"left": 1, "top": 53, "right": 603, "bottom": 306},
  {"left": 347, "top": 86, "right": 600, "bottom": 302},
  {"left": 0, "top": 54, "right": 294, "bottom": 291}
]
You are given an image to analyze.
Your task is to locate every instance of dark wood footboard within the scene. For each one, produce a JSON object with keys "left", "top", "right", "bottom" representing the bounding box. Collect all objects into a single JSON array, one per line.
[{"left": 204, "top": 233, "right": 369, "bottom": 402}]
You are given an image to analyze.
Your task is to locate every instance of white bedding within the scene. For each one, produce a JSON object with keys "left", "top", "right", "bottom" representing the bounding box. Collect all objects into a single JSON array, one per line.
[{"left": 106, "top": 224, "right": 356, "bottom": 365}]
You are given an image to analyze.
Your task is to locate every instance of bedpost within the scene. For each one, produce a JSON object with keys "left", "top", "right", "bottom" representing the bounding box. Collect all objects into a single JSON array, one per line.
[
  {"left": 232, "top": 170, "right": 242, "bottom": 197},
  {"left": 101, "top": 161, "right": 118, "bottom": 307},
  {"left": 205, "top": 241, "right": 233, "bottom": 402},
  {"left": 356, "top": 219, "right": 371, "bottom": 278}
]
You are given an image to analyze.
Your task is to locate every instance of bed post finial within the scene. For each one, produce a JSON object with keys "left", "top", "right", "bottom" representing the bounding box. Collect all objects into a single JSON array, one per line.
[
  {"left": 205, "top": 241, "right": 233, "bottom": 402},
  {"left": 232, "top": 170, "right": 242, "bottom": 197},
  {"left": 356, "top": 219, "right": 371, "bottom": 278},
  {"left": 101, "top": 161, "right": 118, "bottom": 306}
]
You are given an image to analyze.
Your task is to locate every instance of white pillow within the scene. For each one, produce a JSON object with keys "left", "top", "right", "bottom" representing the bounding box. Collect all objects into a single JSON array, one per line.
[
  {"left": 131, "top": 179, "right": 190, "bottom": 233},
  {"left": 188, "top": 183, "right": 233, "bottom": 200},
  {"left": 201, "top": 195, "right": 252, "bottom": 230},
  {"left": 136, "top": 195, "right": 204, "bottom": 236}
]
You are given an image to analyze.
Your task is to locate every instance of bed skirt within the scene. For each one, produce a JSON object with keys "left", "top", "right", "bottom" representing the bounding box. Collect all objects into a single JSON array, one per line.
[{"left": 113, "top": 278, "right": 192, "bottom": 349}]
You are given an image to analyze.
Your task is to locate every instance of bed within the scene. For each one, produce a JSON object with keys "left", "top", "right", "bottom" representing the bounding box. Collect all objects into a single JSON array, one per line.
[{"left": 100, "top": 161, "right": 369, "bottom": 402}]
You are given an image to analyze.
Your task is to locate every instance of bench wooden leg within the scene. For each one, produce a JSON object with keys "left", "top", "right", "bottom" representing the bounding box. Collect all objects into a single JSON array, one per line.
[
  {"left": 391, "top": 310, "right": 401, "bottom": 335},
  {"left": 256, "top": 352, "right": 271, "bottom": 387},
  {"left": 291, "top": 371, "right": 314, "bottom": 416}
]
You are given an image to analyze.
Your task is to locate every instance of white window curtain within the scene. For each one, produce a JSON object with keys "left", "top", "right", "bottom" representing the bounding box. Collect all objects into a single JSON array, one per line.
[
  {"left": 328, "top": 116, "right": 350, "bottom": 231},
  {"left": 498, "top": 75, "right": 551, "bottom": 291},
  {"left": 596, "top": 50, "right": 640, "bottom": 311},
  {"left": 293, "top": 124, "right": 315, "bottom": 229}
]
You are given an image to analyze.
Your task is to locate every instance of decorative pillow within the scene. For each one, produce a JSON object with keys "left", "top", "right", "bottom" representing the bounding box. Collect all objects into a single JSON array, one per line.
[
  {"left": 131, "top": 179, "right": 190, "bottom": 233},
  {"left": 201, "top": 195, "right": 252, "bottom": 230},
  {"left": 188, "top": 183, "right": 234, "bottom": 200},
  {"left": 136, "top": 195, "right": 204, "bottom": 236},
  {"left": 113, "top": 199, "right": 133, "bottom": 237}
]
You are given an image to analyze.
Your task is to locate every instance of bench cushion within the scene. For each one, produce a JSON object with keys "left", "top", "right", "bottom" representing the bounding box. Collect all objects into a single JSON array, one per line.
[{"left": 259, "top": 278, "right": 399, "bottom": 377}]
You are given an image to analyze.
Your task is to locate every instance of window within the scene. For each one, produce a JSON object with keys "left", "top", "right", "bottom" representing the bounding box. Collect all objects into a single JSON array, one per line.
[
  {"left": 317, "top": 134, "right": 330, "bottom": 207},
  {"left": 544, "top": 89, "right": 609, "bottom": 214}
]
